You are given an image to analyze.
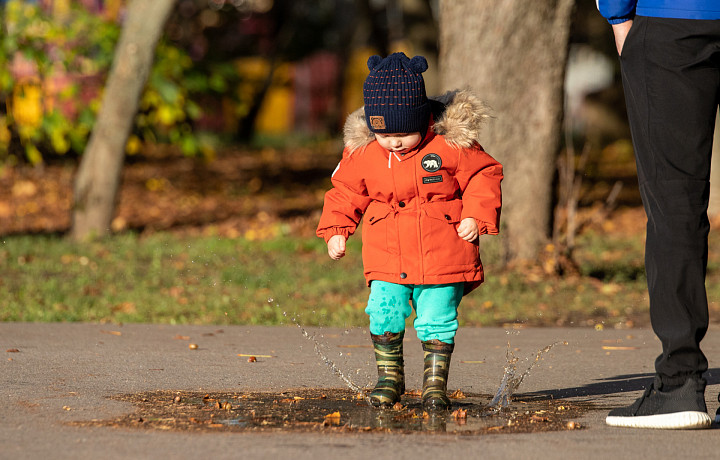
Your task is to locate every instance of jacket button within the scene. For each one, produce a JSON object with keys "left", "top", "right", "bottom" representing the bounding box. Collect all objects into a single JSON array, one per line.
[
  {"left": 398, "top": 201, "right": 406, "bottom": 208},
  {"left": 400, "top": 272, "right": 407, "bottom": 279},
  {"left": 444, "top": 215, "right": 451, "bottom": 220}
]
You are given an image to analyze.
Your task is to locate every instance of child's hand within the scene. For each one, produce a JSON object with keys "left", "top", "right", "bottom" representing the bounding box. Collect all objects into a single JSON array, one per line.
[
  {"left": 457, "top": 218, "right": 479, "bottom": 242},
  {"left": 327, "top": 234, "right": 347, "bottom": 260}
]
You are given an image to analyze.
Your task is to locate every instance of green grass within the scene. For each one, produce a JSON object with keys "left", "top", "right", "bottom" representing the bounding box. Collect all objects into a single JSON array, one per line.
[
  {"left": 0, "top": 233, "right": 367, "bottom": 327},
  {"left": 1, "top": 228, "right": 704, "bottom": 329}
]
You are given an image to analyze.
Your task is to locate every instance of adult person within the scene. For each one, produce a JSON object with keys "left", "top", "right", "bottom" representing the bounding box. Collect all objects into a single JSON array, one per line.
[{"left": 597, "top": 0, "right": 720, "bottom": 429}]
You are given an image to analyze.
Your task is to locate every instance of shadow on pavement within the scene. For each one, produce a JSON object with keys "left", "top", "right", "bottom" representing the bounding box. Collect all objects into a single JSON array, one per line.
[{"left": 523, "top": 368, "right": 720, "bottom": 400}]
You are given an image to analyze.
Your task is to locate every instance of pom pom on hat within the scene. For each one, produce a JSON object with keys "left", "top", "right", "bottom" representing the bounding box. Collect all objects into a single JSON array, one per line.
[
  {"left": 362, "top": 52, "right": 430, "bottom": 134},
  {"left": 367, "top": 55, "right": 383, "bottom": 70},
  {"left": 408, "top": 55, "right": 428, "bottom": 73}
]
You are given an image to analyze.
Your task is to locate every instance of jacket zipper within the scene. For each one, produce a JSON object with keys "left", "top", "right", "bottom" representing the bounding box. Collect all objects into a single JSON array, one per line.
[{"left": 413, "top": 156, "right": 424, "bottom": 282}]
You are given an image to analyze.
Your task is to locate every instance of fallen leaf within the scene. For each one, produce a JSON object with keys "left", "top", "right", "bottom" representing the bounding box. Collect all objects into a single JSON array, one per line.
[
  {"left": 111, "top": 302, "right": 136, "bottom": 314},
  {"left": 451, "top": 408, "right": 467, "bottom": 419},
  {"left": 100, "top": 330, "right": 122, "bottom": 336},
  {"left": 324, "top": 411, "right": 342, "bottom": 426},
  {"left": 247, "top": 356, "right": 257, "bottom": 362},
  {"left": 448, "top": 389, "right": 466, "bottom": 399},
  {"left": 6, "top": 349, "right": 19, "bottom": 353},
  {"left": 174, "top": 335, "right": 190, "bottom": 341},
  {"left": 392, "top": 402, "right": 406, "bottom": 411}
]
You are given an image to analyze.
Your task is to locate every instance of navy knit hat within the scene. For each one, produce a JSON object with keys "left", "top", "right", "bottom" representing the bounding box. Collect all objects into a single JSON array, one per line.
[{"left": 363, "top": 52, "right": 430, "bottom": 134}]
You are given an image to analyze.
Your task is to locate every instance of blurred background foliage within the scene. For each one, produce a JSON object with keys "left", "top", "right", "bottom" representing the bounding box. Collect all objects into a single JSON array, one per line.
[
  {"left": 0, "top": 1, "right": 626, "bottom": 165},
  {"left": 1, "top": 0, "right": 682, "bottom": 328},
  {"left": 0, "top": 0, "right": 245, "bottom": 163}
]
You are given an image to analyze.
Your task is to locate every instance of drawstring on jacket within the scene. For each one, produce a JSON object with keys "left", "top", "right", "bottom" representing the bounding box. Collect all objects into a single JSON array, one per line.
[{"left": 388, "top": 152, "right": 402, "bottom": 169}]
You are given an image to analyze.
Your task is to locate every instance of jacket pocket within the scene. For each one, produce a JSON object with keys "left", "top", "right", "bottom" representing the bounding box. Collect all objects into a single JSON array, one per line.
[
  {"left": 422, "top": 200, "right": 478, "bottom": 267},
  {"left": 362, "top": 202, "right": 395, "bottom": 269}
]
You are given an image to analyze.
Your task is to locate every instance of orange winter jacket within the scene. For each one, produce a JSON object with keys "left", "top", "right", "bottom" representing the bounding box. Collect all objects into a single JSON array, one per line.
[{"left": 317, "top": 90, "right": 503, "bottom": 294}]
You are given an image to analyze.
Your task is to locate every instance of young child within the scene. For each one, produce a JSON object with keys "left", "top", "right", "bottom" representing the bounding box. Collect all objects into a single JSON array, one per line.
[{"left": 316, "top": 52, "right": 503, "bottom": 410}]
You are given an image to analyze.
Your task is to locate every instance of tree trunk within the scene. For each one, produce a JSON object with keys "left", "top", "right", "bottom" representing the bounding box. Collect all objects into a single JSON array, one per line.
[
  {"left": 70, "top": 0, "right": 177, "bottom": 241},
  {"left": 438, "top": 0, "right": 575, "bottom": 262}
]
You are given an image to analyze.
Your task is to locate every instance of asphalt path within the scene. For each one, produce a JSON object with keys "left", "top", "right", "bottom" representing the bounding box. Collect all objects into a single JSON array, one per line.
[{"left": 3, "top": 323, "right": 720, "bottom": 459}]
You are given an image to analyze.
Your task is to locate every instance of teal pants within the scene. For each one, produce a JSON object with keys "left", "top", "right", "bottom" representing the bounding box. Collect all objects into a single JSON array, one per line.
[{"left": 365, "top": 281, "right": 464, "bottom": 344}]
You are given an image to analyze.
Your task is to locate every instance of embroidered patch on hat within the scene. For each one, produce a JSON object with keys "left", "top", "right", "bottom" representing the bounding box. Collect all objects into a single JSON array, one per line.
[
  {"left": 369, "top": 116, "right": 386, "bottom": 130},
  {"left": 421, "top": 153, "right": 442, "bottom": 172}
]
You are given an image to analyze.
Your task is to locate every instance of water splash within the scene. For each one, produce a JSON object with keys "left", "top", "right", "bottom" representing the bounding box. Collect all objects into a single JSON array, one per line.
[
  {"left": 283, "top": 311, "right": 371, "bottom": 405},
  {"left": 487, "top": 340, "right": 568, "bottom": 410}
]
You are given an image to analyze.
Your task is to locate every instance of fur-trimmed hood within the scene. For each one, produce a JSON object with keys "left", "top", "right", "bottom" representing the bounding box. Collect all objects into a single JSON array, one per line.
[{"left": 343, "top": 89, "right": 491, "bottom": 153}]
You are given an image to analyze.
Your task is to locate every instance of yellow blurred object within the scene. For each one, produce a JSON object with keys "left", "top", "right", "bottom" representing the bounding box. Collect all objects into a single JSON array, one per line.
[
  {"left": 256, "top": 84, "right": 292, "bottom": 134},
  {"left": 0, "top": 117, "right": 11, "bottom": 151},
  {"left": 157, "top": 105, "right": 175, "bottom": 126},
  {"left": 12, "top": 82, "right": 43, "bottom": 128},
  {"left": 103, "top": 0, "right": 123, "bottom": 21},
  {"left": 125, "top": 135, "right": 141, "bottom": 155},
  {"left": 343, "top": 47, "right": 376, "bottom": 114},
  {"left": 52, "top": 0, "right": 71, "bottom": 20},
  {"left": 235, "top": 58, "right": 293, "bottom": 135}
]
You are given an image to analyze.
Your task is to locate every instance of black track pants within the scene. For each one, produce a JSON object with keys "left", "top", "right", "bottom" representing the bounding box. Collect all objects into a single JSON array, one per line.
[{"left": 619, "top": 16, "right": 720, "bottom": 385}]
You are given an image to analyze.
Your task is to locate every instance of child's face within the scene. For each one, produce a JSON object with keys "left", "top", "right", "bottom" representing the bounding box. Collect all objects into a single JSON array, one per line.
[{"left": 375, "top": 132, "right": 422, "bottom": 155}]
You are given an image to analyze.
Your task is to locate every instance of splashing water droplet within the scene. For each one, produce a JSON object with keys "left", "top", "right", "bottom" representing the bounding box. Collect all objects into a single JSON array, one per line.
[
  {"left": 281, "top": 311, "right": 370, "bottom": 405},
  {"left": 487, "top": 341, "right": 567, "bottom": 411}
]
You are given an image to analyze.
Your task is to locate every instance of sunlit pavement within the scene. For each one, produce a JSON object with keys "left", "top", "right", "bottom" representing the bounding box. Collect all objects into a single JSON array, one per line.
[{"left": 3, "top": 323, "right": 720, "bottom": 459}]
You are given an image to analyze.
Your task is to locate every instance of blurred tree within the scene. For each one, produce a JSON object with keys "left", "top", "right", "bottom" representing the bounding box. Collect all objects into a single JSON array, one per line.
[
  {"left": 71, "top": 0, "right": 177, "bottom": 240},
  {"left": 439, "top": 0, "right": 575, "bottom": 263}
]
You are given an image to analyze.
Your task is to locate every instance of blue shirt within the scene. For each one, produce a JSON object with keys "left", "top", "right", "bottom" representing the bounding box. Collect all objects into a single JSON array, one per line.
[{"left": 597, "top": 0, "right": 720, "bottom": 24}]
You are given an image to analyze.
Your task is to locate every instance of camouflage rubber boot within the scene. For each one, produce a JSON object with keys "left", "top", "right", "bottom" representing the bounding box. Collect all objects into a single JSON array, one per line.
[
  {"left": 421, "top": 339, "right": 454, "bottom": 410},
  {"left": 369, "top": 331, "right": 405, "bottom": 407}
]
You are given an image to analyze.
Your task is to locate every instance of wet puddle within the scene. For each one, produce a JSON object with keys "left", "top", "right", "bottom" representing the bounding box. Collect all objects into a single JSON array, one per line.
[
  {"left": 73, "top": 388, "right": 590, "bottom": 435},
  {"left": 72, "top": 321, "right": 587, "bottom": 435}
]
